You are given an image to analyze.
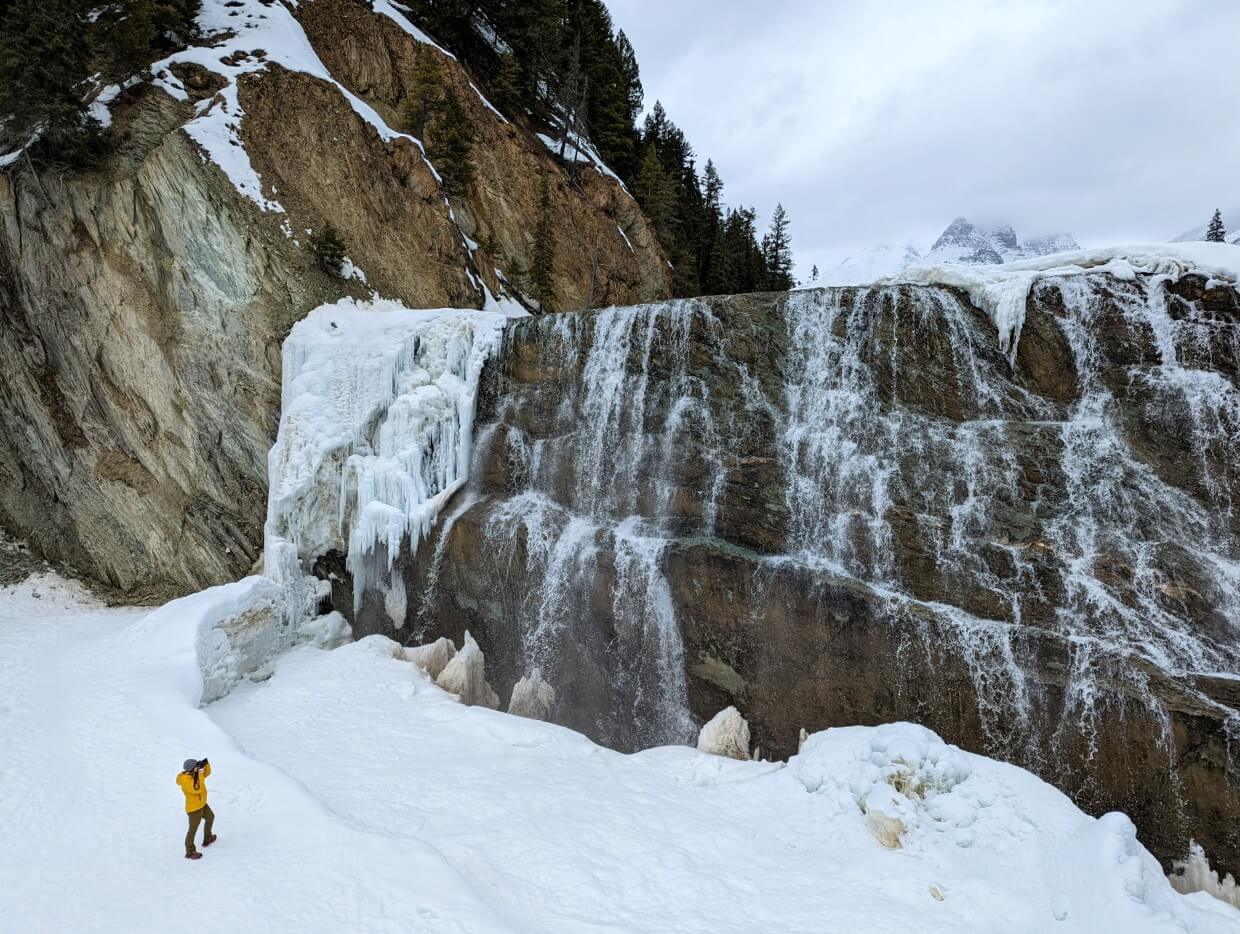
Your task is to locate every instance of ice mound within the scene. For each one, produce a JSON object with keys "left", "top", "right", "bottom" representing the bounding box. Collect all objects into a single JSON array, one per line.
[
  {"left": 696, "top": 706, "right": 752, "bottom": 760},
  {"left": 508, "top": 672, "right": 556, "bottom": 721},
  {"left": 435, "top": 631, "right": 499, "bottom": 709},
  {"left": 404, "top": 636, "right": 457, "bottom": 680},
  {"left": 792, "top": 723, "right": 975, "bottom": 849}
]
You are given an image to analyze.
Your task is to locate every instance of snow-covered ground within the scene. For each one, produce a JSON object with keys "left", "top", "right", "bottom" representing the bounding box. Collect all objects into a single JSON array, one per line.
[{"left": 2, "top": 574, "right": 1237, "bottom": 933}]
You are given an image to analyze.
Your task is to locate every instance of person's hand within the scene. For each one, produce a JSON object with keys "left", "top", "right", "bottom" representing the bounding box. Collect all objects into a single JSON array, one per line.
[{"left": 197, "top": 759, "right": 208, "bottom": 769}]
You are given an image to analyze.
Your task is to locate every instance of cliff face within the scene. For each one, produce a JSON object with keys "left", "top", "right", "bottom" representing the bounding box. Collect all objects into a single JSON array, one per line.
[
  {"left": 365, "top": 271, "right": 1240, "bottom": 875},
  {"left": 0, "top": 0, "right": 669, "bottom": 598}
]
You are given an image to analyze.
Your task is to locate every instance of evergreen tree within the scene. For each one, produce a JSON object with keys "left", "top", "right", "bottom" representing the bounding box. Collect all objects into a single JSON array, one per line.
[
  {"left": 432, "top": 89, "right": 475, "bottom": 197},
  {"left": 310, "top": 224, "right": 347, "bottom": 276},
  {"left": 0, "top": 0, "right": 199, "bottom": 166},
  {"left": 1206, "top": 208, "right": 1227, "bottom": 243},
  {"left": 531, "top": 172, "right": 556, "bottom": 309},
  {"left": 0, "top": 0, "right": 102, "bottom": 164},
  {"left": 761, "top": 203, "right": 794, "bottom": 290},
  {"left": 399, "top": 49, "right": 446, "bottom": 140}
]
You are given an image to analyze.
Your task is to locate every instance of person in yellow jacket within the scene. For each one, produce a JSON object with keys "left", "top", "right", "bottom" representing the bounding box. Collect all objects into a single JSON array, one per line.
[{"left": 176, "top": 758, "right": 217, "bottom": 860}]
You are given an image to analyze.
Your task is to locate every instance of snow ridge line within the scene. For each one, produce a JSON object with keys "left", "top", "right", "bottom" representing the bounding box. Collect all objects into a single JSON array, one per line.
[{"left": 892, "top": 242, "right": 1240, "bottom": 364}]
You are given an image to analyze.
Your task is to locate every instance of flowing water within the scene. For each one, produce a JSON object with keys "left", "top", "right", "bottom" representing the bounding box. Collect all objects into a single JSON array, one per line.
[{"left": 423, "top": 276, "right": 1240, "bottom": 759}]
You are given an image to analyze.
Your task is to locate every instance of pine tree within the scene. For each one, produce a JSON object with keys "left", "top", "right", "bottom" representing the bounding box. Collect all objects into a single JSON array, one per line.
[
  {"left": 531, "top": 172, "right": 556, "bottom": 310},
  {"left": 1206, "top": 208, "right": 1227, "bottom": 243},
  {"left": 0, "top": 0, "right": 102, "bottom": 164},
  {"left": 310, "top": 224, "right": 347, "bottom": 277},
  {"left": 432, "top": 89, "right": 475, "bottom": 198},
  {"left": 761, "top": 203, "right": 794, "bottom": 291},
  {"left": 399, "top": 49, "right": 446, "bottom": 140}
]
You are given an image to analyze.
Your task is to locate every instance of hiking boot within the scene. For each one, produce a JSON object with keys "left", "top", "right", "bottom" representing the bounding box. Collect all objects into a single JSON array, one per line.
[
  {"left": 185, "top": 852, "right": 202, "bottom": 860},
  {"left": 203, "top": 834, "right": 218, "bottom": 847}
]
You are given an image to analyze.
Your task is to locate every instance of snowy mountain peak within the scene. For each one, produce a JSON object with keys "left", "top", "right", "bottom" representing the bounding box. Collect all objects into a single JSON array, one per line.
[{"left": 821, "top": 218, "right": 1082, "bottom": 286}]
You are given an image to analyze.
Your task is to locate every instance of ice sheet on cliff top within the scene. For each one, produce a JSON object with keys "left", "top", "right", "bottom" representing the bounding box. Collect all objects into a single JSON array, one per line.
[
  {"left": 2, "top": 575, "right": 1237, "bottom": 933},
  {"left": 890, "top": 242, "right": 1240, "bottom": 364}
]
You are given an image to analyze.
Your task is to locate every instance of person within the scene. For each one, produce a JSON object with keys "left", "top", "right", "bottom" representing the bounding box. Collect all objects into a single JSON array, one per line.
[{"left": 176, "top": 757, "right": 217, "bottom": 860}]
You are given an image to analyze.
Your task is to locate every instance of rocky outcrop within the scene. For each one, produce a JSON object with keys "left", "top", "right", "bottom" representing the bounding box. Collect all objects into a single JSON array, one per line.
[
  {"left": 362, "top": 273, "right": 1240, "bottom": 875},
  {"left": 0, "top": 0, "right": 670, "bottom": 599}
]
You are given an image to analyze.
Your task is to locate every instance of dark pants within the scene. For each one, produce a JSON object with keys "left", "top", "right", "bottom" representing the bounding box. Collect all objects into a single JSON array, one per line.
[{"left": 185, "top": 804, "right": 215, "bottom": 855}]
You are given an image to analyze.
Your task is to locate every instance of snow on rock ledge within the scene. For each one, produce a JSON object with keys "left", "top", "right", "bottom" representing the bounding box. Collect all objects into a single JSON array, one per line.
[
  {"left": 893, "top": 242, "right": 1240, "bottom": 364},
  {"left": 264, "top": 298, "right": 511, "bottom": 621}
]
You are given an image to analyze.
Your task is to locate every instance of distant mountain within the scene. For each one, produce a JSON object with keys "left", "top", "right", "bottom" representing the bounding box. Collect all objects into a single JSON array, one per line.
[
  {"left": 818, "top": 218, "right": 1080, "bottom": 285},
  {"left": 1172, "top": 209, "right": 1240, "bottom": 245},
  {"left": 923, "top": 218, "right": 1080, "bottom": 266},
  {"left": 818, "top": 243, "right": 923, "bottom": 286}
]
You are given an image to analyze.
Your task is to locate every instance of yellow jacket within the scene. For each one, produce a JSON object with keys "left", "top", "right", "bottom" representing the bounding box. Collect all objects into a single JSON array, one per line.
[{"left": 176, "top": 762, "right": 211, "bottom": 812}]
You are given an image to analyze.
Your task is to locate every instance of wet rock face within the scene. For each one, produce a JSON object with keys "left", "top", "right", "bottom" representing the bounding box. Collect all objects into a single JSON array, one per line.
[{"left": 370, "top": 275, "right": 1240, "bottom": 875}]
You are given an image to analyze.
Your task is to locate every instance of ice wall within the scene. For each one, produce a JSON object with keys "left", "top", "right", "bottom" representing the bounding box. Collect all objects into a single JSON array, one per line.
[{"left": 265, "top": 298, "right": 512, "bottom": 619}]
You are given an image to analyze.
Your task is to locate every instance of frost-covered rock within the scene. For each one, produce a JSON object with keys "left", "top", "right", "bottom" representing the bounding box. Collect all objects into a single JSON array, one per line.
[
  {"left": 404, "top": 637, "right": 457, "bottom": 680},
  {"left": 1170, "top": 841, "right": 1240, "bottom": 910},
  {"left": 508, "top": 672, "right": 556, "bottom": 721},
  {"left": 435, "top": 631, "right": 499, "bottom": 709},
  {"left": 197, "top": 577, "right": 289, "bottom": 703},
  {"left": 297, "top": 611, "right": 352, "bottom": 651},
  {"left": 696, "top": 706, "right": 752, "bottom": 760},
  {"left": 792, "top": 723, "right": 974, "bottom": 850}
]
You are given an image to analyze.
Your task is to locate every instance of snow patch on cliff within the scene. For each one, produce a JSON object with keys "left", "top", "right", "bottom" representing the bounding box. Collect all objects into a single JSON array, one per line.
[{"left": 151, "top": 0, "right": 456, "bottom": 210}]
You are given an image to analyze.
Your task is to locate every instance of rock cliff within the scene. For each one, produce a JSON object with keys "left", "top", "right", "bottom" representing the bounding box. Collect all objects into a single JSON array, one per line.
[
  {"left": 359, "top": 269, "right": 1240, "bottom": 875},
  {"left": 0, "top": 0, "right": 669, "bottom": 598}
]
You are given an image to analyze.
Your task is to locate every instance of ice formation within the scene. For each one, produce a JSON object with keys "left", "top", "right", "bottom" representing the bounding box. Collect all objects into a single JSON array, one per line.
[
  {"left": 435, "top": 631, "right": 499, "bottom": 709},
  {"left": 696, "top": 706, "right": 752, "bottom": 761},
  {"left": 1171, "top": 842, "right": 1240, "bottom": 910},
  {"left": 894, "top": 242, "right": 1240, "bottom": 363},
  {"left": 404, "top": 636, "right": 457, "bottom": 680},
  {"left": 265, "top": 298, "right": 511, "bottom": 620},
  {"left": 508, "top": 672, "right": 557, "bottom": 721}
]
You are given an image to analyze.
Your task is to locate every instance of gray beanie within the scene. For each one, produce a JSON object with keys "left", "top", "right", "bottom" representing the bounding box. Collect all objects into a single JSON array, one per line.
[{"left": 183, "top": 758, "right": 199, "bottom": 772}]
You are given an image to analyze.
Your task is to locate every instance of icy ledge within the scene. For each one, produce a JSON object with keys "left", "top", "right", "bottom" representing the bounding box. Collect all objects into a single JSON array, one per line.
[
  {"left": 265, "top": 298, "right": 515, "bottom": 619},
  {"left": 892, "top": 242, "right": 1240, "bottom": 364}
]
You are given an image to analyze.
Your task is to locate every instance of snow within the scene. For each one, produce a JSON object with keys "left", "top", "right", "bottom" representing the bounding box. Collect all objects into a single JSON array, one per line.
[
  {"left": 264, "top": 297, "right": 513, "bottom": 615},
  {"left": 1173, "top": 207, "right": 1240, "bottom": 245},
  {"left": 3, "top": 577, "right": 1237, "bottom": 932},
  {"left": 815, "top": 242, "right": 923, "bottom": 286},
  {"left": 894, "top": 241, "right": 1240, "bottom": 363},
  {"left": 536, "top": 129, "right": 627, "bottom": 187},
  {"left": 150, "top": 0, "right": 449, "bottom": 211}
]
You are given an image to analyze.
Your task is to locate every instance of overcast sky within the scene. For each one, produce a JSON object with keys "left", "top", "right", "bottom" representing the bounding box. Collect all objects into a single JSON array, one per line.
[{"left": 607, "top": 0, "right": 1240, "bottom": 277}]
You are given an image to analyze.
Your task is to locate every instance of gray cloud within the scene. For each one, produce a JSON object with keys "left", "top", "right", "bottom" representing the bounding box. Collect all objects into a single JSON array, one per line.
[{"left": 608, "top": 0, "right": 1240, "bottom": 276}]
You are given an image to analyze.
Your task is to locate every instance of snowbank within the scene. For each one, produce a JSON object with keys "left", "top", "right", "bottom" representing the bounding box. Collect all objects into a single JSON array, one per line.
[
  {"left": 264, "top": 298, "right": 510, "bottom": 618},
  {"left": 893, "top": 242, "right": 1240, "bottom": 363},
  {"left": 5, "top": 584, "right": 1238, "bottom": 932}
]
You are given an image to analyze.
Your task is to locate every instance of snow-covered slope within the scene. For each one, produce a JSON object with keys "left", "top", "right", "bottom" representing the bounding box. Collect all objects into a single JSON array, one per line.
[
  {"left": 2, "top": 577, "right": 1237, "bottom": 932},
  {"left": 819, "top": 242, "right": 923, "bottom": 286}
]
